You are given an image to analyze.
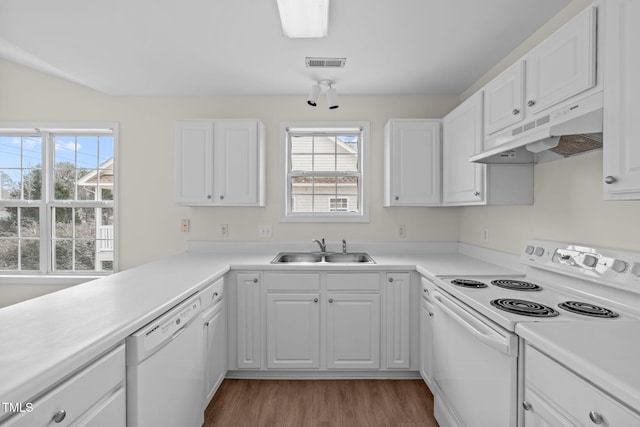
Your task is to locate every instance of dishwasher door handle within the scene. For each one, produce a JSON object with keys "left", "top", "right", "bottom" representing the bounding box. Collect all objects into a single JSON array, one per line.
[
  {"left": 433, "top": 292, "right": 516, "bottom": 357},
  {"left": 171, "top": 326, "right": 188, "bottom": 341}
]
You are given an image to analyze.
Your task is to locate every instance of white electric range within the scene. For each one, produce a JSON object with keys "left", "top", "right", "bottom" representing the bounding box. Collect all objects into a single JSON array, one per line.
[{"left": 428, "top": 240, "right": 640, "bottom": 427}]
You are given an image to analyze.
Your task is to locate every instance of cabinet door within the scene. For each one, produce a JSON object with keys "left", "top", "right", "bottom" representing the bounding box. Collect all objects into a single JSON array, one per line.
[
  {"left": 236, "top": 273, "right": 262, "bottom": 369},
  {"left": 525, "top": 7, "right": 596, "bottom": 115},
  {"left": 604, "top": 0, "right": 640, "bottom": 200},
  {"left": 484, "top": 61, "right": 525, "bottom": 136},
  {"left": 266, "top": 293, "right": 320, "bottom": 369},
  {"left": 175, "top": 121, "right": 214, "bottom": 204},
  {"left": 214, "top": 120, "right": 262, "bottom": 205},
  {"left": 442, "top": 91, "right": 485, "bottom": 205},
  {"left": 204, "top": 304, "right": 227, "bottom": 403},
  {"left": 384, "top": 120, "right": 441, "bottom": 206},
  {"left": 327, "top": 293, "right": 380, "bottom": 369},
  {"left": 419, "top": 299, "right": 434, "bottom": 387},
  {"left": 385, "top": 273, "right": 410, "bottom": 369}
]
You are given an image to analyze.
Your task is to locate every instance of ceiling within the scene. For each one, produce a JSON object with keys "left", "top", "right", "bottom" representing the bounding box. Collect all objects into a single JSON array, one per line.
[{"left": 0, "top": 0, "right": 572, "bottom": 96}]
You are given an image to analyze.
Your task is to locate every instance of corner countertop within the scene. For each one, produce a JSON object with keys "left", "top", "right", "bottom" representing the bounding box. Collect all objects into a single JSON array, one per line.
[
  {"left": 516, "top": 321, "right": 640, "bottom": 414},
  {"left": 0, "top": 243, "right": 519, "bottom": 419}
]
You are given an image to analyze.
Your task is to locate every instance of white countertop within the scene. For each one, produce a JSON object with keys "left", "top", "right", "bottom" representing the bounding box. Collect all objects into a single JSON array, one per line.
[
  {"left": 516, "top": 321, "right": 640, "bottom": 414},
  {"left": 0, "top": 244, "right": 519, "bottom": 419}
]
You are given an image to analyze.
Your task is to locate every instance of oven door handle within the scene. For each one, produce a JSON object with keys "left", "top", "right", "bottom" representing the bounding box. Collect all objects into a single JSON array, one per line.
[{"left": 433, "top": 291, "right": 517, "bottom": 357}]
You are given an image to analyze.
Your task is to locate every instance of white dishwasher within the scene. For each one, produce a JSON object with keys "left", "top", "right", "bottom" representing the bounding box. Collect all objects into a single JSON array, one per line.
[{"left": 126, "top": 293, "right": 204, "bottom": 427}]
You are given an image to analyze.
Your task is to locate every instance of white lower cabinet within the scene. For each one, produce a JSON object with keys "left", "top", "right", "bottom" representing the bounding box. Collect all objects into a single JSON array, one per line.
[
  {"left": 234, "top": 271, "right": 413, "bottom": 372},
  {"left": 522, "top": 344, "right": 640, "bottom": 426},
  {"left": 266, "top": 293, "right": 320, "bottom": 369},
  {"left": 202, "top": 277, "right": 226, "bottom": 404},
  {"left": 4, "top": 344, "right": 126, "bottom": 427},
  {"left": 236, "top": 273, "right": 262, "bottom": 369},
  {"left": 385, "top": 273, "right": 410, "bottom": 369},
  {"left": 419, "top": 277, "right": 435, "bottom": 386},
  {"left": 327, "top": 293, "right": 381, "bottom": 369}
]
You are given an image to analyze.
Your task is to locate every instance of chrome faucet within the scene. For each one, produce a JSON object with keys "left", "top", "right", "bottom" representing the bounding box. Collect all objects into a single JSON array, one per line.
[
  {"left": 342, "top": 239, "right": 347, "bottom": 254},
  {"left": 312, "top": 238, "right": 326, "bottom": 253}
]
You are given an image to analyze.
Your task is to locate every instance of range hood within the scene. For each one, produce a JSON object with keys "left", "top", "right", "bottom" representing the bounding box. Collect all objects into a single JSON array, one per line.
[{"left": 470, "top": 91, "right": 603, "bottom": 164}]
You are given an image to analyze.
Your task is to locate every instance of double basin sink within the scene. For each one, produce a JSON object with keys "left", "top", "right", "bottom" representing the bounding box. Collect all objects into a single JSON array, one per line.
[{"left": 271, "top": 252, "right": 375, "bottom": 264}]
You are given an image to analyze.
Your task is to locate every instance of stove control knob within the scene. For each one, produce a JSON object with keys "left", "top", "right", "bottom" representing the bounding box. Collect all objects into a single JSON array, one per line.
[
  {"left": 534, "top": 247, "right": 545, "bottom": 257},
  {"left": 583, "top": 255, "right": 598, "bottom": 268},
  {"left": 611, "top": 259, "right": 628, "bottom": 273},
  {"left": 525, "top": 245, "right": 535, "bottom": 255}
]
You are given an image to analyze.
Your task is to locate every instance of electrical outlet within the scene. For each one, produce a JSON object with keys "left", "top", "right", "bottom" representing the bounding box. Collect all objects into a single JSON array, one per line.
[
  {"left": 483, "top": 227, "right": 490, "bottom": 242},
  {"left": 258, "top": 225, "right": 272, "bottom": 238},
  {"left": 220, "top": 224, "right": 228, "bottom": 238},
  {"left": 181, "top": 219, "right": 190, "bottom": 233},
  {"left": 397, "top": 224, "right": 406, "bottom": 238}
]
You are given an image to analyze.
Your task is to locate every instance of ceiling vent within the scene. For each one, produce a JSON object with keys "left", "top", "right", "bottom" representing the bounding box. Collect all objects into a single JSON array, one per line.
[{"left": 305, "top": 57, "right": 346, "bottom": 68}]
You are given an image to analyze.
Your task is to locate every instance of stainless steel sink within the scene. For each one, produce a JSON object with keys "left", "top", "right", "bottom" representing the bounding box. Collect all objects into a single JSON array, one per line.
[
  {"left": 324, "top": 253, "right": 375, "bottom": 263},
  {"left": 271, "top": 253, "right": 324, "bottom": 263},
  {"left": 271, "top": 252, "right": 375, "bottom": 264}
]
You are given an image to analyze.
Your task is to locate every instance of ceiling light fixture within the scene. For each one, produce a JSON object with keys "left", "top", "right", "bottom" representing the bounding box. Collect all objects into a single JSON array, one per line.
[
  {"left": 276, "top": 0, "right": 330, "bottom": 38},
  {"left": 307, "top": 80, "right": 339, "bottom": 109}
]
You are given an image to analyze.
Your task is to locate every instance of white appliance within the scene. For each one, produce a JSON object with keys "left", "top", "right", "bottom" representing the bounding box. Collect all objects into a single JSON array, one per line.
[
  {"left": 126, "top": 294, "right": 204, "bottom": 427},
  {"left": 430, "top": 240, "right": 640, "bottom": 427}
]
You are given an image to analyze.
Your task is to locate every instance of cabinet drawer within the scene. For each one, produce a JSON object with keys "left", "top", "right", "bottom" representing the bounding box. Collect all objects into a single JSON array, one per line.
[
  {"left": 525, "top": 345, "right": 640, "bottom": 426},
  {"left": 200, "top": 277, "right": 224, "bottom": 309},
  {"left": 5, "top": 344, "right": 125, "bottom": 427},
  {"left": 327, "top": 273, "right": 380, "bottom": 291},
  {"left": 264, "top": 273, "right": 320, "bottom": 291}
]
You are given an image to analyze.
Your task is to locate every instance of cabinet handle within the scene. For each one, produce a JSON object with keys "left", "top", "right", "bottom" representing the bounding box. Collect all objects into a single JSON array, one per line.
[
  {"left": 522, "top": 401, "right": 532, "bottom": 411},
  {"left": 213, "top": 292, "right": 219, "bottom": 297},
  {"left": 205, "top": 321, "right": 210, "bottom": 327},
  {"left": 388, "top": 277, "right": 394, "bottom": 283},
  {"left": 313, "top": 298, "right": 318, "bottom": 303},
  {"left": 604, "top": 176, "right": 617, "bottom": 184},
  {"left": 512, "top": 108, "right": 520, "bottom": 115},
  {"left": 220, "top": 195, "right": 225, "bottom": 200},
  {"left": 428, "top": 312, "right": 433, "bottom": 317},
  {"left": 589, "top": 411, "right": 604, "bottom": 424},
  {"left": 395, "top": 196, "right": 399, "bottom": 200},
  {"left": 253, "top": 278, "right": 258, "bottom": 283},
  {"left": 527, "top": 100, "right": 535, "bottom": 107},
  {"left": 328, "top": 298, "right": 334, "bottom": 303},
  {"left": 52, "top": 410, "right": 67, "bottom": 423},
  {"left": 207, "top": 195, "right": 212, "bottom": 199},
  {"left": 474, "top": 191, "right": 480, "bottom": 197}
]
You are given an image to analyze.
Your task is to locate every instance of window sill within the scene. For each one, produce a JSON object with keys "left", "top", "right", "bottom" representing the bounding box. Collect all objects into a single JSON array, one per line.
[{"left": 0, "top": 274, "right": 105, "bottom": 285}]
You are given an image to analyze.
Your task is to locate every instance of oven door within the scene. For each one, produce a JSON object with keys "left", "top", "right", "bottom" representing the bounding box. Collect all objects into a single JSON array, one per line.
[{"left": 432, "top": 290, "right": 519, "bottom": 427}]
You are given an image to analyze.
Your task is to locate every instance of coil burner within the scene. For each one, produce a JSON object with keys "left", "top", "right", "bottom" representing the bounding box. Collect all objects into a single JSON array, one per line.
[
  {"left": 490, "top": 298, "right": 559, "bottom": 317},
  {"left": 491, "top": 279, "right": 542, "bottom": 291},
  {"left": 450, "top": 279, "right": 488, "bottom": 288},
  {"left": 558, "top": 301, "right": 619, "bottom": 318}
]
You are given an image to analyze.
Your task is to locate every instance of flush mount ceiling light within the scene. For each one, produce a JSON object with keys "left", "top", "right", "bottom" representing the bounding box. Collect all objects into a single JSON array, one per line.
[
  {"left": 307, "top": 79, "right": 339, "bottom": 109},
  {"left": 277, "top": 0, "right": 330, "bottom": 38}
]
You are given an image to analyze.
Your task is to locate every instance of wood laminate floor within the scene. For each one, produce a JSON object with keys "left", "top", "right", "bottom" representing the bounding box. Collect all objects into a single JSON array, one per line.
[{"left": 203, "top": 379, "right": 439, "bottom": 427}]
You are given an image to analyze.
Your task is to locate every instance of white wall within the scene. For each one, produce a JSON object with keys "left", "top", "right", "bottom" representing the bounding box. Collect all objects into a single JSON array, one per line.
[{"left": 0, "top": 59, "right": 460, "bottom": 270}]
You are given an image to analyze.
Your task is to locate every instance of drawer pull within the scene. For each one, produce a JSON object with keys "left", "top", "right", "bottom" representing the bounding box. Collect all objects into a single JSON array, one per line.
[
  {"left": 328, "top": 298, "right": 334, "bottom": 303},
  {"left": 522, "top": 401, "right": 532, "bottom": 411},
  {"left": 388, "top": 277, "right": 394, "bottom": 283},
  {"left": 589, "top": 411, "right": 604, "bottom": 424},
  {"left": 53, "top": 409, "right": 67, "bottom": 423},
  {"left": 253, "top": 278, "right": 258, "bottom": 283}
]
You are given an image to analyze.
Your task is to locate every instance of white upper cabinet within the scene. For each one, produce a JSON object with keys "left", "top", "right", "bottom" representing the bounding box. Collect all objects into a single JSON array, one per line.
[
  {"left": 484, "top": 6, "right": 597, "bottom": 138},
  {"left": 483, "top": 61, "right": 525, "bottom": 136},
  {"left": 384, "top": 119, "right": 441, "bottom": 206},
  {"left": 443, "top": 91, "right": 533, "bottom": 206},
  {"left": 443, "top": 91, "right": 485, "bottom": 205},
  {"left": 525, "top": 7, "right": 596, "bottom": 116},
  {"left": 603, "top": 0, "right": 640, "bottom": 200},
  {"left": 175, "top": 119, "right": 265, "bottom": 206},
  {"left": 175, "top": 120, "right": 214, "bottom": 205}
]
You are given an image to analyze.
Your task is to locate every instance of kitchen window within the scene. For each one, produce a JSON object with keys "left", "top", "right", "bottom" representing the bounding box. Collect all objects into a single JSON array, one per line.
[
  {"left": 0, "top": 124, "right": 117, "bottom": 274},
  {"left": 281, "top": 122, "right": 369, "bottom": 222}
]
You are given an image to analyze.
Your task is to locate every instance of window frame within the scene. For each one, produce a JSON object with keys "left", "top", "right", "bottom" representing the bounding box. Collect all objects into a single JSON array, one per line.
[
  {"left": 0, "top": 122, "right": 118, "bottom": 277},
  {"left": 280, "top": 121, "right": 369, "bottom": 223}
]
